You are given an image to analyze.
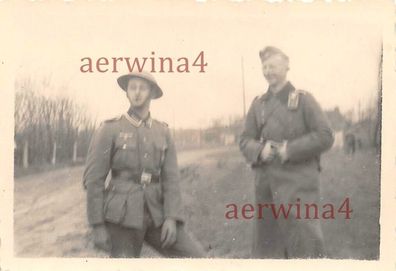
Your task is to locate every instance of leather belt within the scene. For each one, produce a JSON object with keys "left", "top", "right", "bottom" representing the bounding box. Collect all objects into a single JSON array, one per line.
[{"left": 112, "top": 170, "right": 160, "bottom": 184}]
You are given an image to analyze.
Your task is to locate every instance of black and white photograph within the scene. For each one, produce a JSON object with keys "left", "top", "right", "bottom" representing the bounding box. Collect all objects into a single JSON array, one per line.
[{"left": 1, "top": 1, "right": 395, "bottom": 270}]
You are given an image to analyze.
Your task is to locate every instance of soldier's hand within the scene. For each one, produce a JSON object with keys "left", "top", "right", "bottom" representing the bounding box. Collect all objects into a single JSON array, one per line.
[
  {"left": 260, "top": 142, "right": 276, "bottom": 162},
  {"left": 161, "top": 218, "right": 177, "bottom": 248},
  {"left": 92, "top": 224, "right": 112, "bottom": 252}
]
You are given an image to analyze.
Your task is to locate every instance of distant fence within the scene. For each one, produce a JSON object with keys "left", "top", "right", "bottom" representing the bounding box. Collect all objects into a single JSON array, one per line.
[{"left": 14, "top": 77, "right": 96, "bottom": 169}]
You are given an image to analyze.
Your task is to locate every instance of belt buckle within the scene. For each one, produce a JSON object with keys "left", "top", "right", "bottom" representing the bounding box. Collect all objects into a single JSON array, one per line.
[{"left": 141, "top": 171, "right": 152, "bottom": 188}]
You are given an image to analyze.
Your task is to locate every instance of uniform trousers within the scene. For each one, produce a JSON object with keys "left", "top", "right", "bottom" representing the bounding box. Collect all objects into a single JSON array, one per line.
[{"left": 105, "top": 203, "right": 206, "bottom": 258}]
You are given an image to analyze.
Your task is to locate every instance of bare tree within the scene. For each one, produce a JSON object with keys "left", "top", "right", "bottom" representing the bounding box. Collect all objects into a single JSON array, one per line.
[{"left": 14, "top": 75, "right": 96, "bottom": 169}]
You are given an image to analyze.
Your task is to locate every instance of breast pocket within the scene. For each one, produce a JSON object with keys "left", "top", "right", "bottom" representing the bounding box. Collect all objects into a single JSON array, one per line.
[{"left": 112, "top": 133, "right": 138, "bottom": 170}]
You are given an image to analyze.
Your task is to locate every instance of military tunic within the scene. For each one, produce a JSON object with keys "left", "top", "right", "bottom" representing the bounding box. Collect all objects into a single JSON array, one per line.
[
  {"left": 83, "top": 111, "right": 204, "bottom": 257},
  {"left": 84, "top": 112, "right": 184, "bottom": 229},
  {"left": 239, "top": 81, "right": 334, "bottom": 258}
]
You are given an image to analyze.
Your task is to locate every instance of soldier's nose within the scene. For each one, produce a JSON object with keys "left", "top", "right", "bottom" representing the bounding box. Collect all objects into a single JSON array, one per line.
[{"left": 263, "top": 69, "right": 271, "bottom": 76}]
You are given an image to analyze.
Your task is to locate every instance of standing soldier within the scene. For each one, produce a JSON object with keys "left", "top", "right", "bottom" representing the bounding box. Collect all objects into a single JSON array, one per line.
[
  {"left": 239, "top": 46, "right": 334, "bottom": 258},
  {"left": 83, "top": 71, "right": 205, "bottom": 258}
]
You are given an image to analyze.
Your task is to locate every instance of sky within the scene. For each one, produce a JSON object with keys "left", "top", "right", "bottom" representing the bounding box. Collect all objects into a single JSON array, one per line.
[{"left": 10, "top": 1, "right": 384, "bottom": 129}]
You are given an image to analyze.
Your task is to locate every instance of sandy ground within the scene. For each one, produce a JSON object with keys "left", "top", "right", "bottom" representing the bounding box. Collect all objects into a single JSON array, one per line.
[
  {"left": 14, "top": 146, "right": 380, "bottom": 259},
  {"left": 14, "top": 147, "right": 231, "bottom": 257}
]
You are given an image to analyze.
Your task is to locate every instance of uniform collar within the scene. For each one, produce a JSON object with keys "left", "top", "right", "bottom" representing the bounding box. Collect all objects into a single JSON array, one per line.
[
  {"left": 125, "top": 108, "right": 153, "bottom": 128},
  {"left": 260, "top": 81, "right": 295, "bottom": 104}
]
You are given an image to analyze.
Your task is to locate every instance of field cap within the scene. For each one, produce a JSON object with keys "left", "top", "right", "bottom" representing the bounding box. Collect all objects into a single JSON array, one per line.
[
  {"left": 259, "top": 46, "right": 289, "bottom": 63},
  {"left": 117, "top": 71, "right": 163, "bottom": 99}
]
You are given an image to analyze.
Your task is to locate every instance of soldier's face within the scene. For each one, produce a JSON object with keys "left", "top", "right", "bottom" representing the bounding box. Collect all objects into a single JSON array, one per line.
[
  {"left": 126, "top": 78, "right": 152, "bottom": 108},
  {"left": 261, "top": 54, "right": 289, "bottom": 87}
]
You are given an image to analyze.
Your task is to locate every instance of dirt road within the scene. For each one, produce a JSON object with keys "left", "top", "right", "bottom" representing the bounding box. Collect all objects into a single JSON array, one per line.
[
  {"left": 14, "top": 146, "right": 380, "bottom": 259},
  {"left": 14, "top": 147, "right": 230, "bottom": 257}
]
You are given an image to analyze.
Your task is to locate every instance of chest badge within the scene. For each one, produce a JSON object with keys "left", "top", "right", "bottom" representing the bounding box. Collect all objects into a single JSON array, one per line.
[
  {"left": 119, "top": 132, "right": 134, "bottom": 149},
  {"left": 119, "top": 132, "right": 134, "bottom": 139}
]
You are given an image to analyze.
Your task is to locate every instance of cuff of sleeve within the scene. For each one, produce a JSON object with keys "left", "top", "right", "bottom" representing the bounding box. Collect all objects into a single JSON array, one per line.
[
  {"left": 165, "top": 215, "right": 185, "bottom": 224},
  {"left": 91, "top": 222, "right": 105, "bottom": 228},
  {"left": 88, "top": 218, "right": 105, "bottom": 227},
  {"left": 87, "top": 204, "right": 105, "bottom": 226}
]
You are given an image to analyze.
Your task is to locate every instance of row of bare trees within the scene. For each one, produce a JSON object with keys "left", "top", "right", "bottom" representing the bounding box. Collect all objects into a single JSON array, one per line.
[{"left": 14, "top": 77, "right": 96, "bottom": 168}]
